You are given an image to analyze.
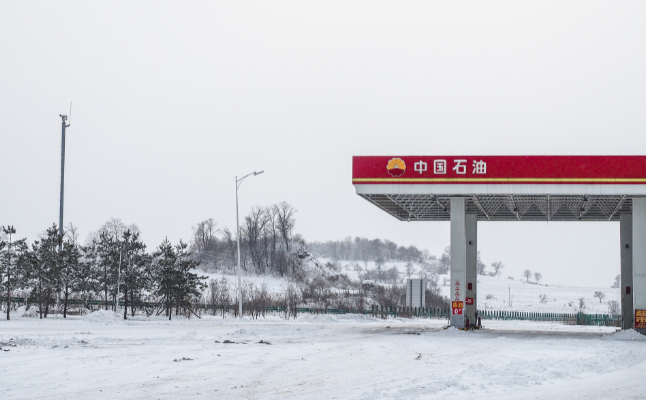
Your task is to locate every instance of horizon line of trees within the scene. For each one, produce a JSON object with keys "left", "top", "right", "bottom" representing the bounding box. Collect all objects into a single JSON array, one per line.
[{"left": 308, "top": 240, "right": 507, "bottom": 278}]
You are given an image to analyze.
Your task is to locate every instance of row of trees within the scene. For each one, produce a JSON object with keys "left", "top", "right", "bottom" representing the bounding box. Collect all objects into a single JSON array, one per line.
[
  {"left": 522, "top": 269, "right": 543, "bottom": 284},
  {"left": 1, "top": 200, "right": 454, "bottom": 320},
  {"left": 0, "top": 222, "right": 205, "bottom": 320},
  {"left": 310, "top": 240, "right": 506, "bottom": 279},
  {"left": 308, "top": 237, "right": 426, "bottom": 264},
  {"left": 191, "top": 202, "right": 303, "bottom": 276}
]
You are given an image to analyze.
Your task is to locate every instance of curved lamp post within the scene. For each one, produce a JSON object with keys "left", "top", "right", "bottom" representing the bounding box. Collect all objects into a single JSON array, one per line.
[{"left": 236, "top": 170, "right": 264, "bottom": 318}]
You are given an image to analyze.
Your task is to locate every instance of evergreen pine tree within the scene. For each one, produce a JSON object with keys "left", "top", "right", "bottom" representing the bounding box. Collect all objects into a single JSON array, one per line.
[
  {"left": 26, "top": 225, "right": 61, "bottom": 318},
  {"left": 0, "top": 226, "right": 27, "bottom": 320},
  {"left": 152, "top": 239, "right": 177, "bottom": 320},
  {"left": 60, "top": 240, "right": 83, "bottom": 318}
]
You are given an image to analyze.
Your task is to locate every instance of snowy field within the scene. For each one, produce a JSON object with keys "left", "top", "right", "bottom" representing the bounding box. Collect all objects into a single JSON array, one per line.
[
  {"left": 445, "top": 273, "right": 620, "bottom": 314},
  {"left": 2, "top": 312, "right": 646, "bottom": 399}
]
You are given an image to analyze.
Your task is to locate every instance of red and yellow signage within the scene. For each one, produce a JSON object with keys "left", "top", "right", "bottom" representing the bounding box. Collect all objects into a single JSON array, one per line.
[
  {"left": 352, "top": 156, "right": 646, "bottom": 185},
  {"left": 452, "top": 301, "right": 464, "bottom": 314},
  {"left": 636, "top": 310, "right": 646, "bottom": 329}
]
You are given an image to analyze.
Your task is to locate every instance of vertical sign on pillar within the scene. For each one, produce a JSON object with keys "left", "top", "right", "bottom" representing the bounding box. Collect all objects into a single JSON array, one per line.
[
  {"left": 633, "top": 199, "right": 646, "bottom": 333},
  {"left": 465, "top": 214, "right": 477, "bottom": 326},
  {"left": 450, "top": 198, "right": 467, "bottom": 328},
  {"left": 636, "top": 310, "right": 646, "bottom": 330}
]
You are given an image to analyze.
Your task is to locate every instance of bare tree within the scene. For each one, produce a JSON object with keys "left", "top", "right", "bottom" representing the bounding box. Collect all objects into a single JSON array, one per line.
[
  {"left": 99, "top": 217, "right": 126, "bottom": 241},
  {"left": 523, "top": 269, "right": 532, "bottom": 282},
  {"left": 405, "top": 262, "right": 414, "bottom": 279},
  {"left": 608, "top": 300, "right": 620, "bottom": 315},
  {"left": 491, "top": 261, "right": 504, "bottom": 276},
  {"left": 534, "top": 272, "right": 542, "bottom": 284},
  {"left": 539, "top": 294, "right": 547, "bottom": 303},
  {"left": 578, "top": 297, "right": 586, "bottom": 309},
  {"left": 439, "top": 246, "right": 450, "bottom": 274},
  {"left": 611, "top": 274, "right": 620, "bottom": 288},
  {"left": 273, "top": 202, "right": 296, "bottom": 251},
  {"left": 65, "top": 222, "right": 80, "bottom": 245},
  {"left": 192, "top": 219, "right": 219, "bottom": 265},
  {"left": 476, "top": 251, "right": 487, "bottom": 275},
  {"left": 343, "top": 237, "right": 352, "bottom": 260},
  {"left": 593, "top": 291, "right": 606, "bottom": 303},
  {"left": 384, "top": 239, "right": 397, "bottom": 260},
  {"left": 220, "top": 227, "right": 238, "bottom": 271},
  {"left": 243, "top": 206, "right": 269, "bottom": 273}
]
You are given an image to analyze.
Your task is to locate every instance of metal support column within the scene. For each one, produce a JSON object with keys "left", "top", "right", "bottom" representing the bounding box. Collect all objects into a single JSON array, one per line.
[
  {"left": 465, "top": 213, "right": 477, "bottom": 327},
  {"left": 620, "top": 213, "right": 633, "bottom": 330},
  {"left": 633, "top": 199, "right": 646, "bottom": 333},
  {"left": 450, "top": 198, "right": 466, "bottom": 328},
  {"left": 58, "top": 114, "right": 69, "bottom": 251}
]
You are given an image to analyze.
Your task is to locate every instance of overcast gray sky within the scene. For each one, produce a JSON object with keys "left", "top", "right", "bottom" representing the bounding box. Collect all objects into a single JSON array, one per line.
[{"left": 1, "top": 1, "right": 645, "bottom": 287}]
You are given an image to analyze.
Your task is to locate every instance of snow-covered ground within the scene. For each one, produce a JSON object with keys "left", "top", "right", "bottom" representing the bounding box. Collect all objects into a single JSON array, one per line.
[
  {"left": 199, "top": 270, "right": 290, "bottom": 294},
  {"left": 463, "top": 273, "right": 620, "bottom": 314},
  {"left": 1, "top": 311, "right": 645, "bottom": 399}
]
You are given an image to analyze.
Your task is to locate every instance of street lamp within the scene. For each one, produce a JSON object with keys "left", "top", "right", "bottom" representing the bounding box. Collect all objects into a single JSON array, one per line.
[{"left": 235, "top": 170, "right": 264, "bottom": 318}]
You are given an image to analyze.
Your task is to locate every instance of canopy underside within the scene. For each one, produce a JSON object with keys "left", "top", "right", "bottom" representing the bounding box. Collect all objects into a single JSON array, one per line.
[{"left": 358, "top": 194, "right": 632, "bottom": 221}]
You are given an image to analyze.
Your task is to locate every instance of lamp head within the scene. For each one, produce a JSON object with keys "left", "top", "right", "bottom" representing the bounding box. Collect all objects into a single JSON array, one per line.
[{"left": 254, "top": 171, "right": 265, "bottom": 176}]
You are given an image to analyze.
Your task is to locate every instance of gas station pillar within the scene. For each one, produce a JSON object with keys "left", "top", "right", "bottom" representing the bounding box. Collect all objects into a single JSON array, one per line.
[
  {"left": 465, "top": 213, "right": 478, "bottom": 327},
  {"left": 450, "top": 198, "right": 466, "bottom": 328},
  {"left": 633, "top": 199, "right": 646, "bottom": 333},
  {"left": 620, "top": 213, "right": 633, "bottom": 330}
]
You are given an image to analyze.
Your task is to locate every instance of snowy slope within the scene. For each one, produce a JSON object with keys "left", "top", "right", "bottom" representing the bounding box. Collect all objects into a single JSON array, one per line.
[{"left": 322, "top": 258, "right": 620, "bottom": 313}]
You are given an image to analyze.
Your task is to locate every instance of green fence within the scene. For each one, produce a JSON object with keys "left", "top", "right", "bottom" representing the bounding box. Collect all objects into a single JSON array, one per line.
[{"left": 0, "top": 297, "right": 620, "bottom": 326}]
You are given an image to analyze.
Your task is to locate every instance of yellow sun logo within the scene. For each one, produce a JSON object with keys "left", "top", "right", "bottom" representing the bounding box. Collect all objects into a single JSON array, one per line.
[{"left": 387, "top": 158, "right": 406, "bottom": 177}]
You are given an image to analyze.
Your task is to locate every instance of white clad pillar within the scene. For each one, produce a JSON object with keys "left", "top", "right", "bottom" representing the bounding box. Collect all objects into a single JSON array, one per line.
[
  {"left": 450, "top": 198, "right": 467, "bottom": 328},
  {"left": 465, "top": 214, "right": 478, "bottom": 327},
  {"left": 633, "top": 199, "right": 646, "bottom": 333},
  {"left": 620, "top": 213, "right": 633, "bottom": 330}
]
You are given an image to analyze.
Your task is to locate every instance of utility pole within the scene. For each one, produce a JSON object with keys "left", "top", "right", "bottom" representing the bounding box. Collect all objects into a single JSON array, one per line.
[
  {"left": 235, "top": 170, "right": 264, "bottom": 318},
  {"left": 58, "top": 114, "right": 70, "bottom": 251}
]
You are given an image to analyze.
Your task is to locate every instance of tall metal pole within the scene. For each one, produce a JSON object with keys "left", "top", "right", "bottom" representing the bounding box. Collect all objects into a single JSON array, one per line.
[
  {"left": 236, "top": 175, "right": 242, "bottom": 317},
  {"left": 235, "top": 170, "right": 264, "bottom": 319},
  {"left": 58, "top": 114, "right": 70, "bottom": 251}
]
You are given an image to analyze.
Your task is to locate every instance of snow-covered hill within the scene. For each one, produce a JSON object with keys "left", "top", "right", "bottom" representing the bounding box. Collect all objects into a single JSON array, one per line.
[{"left": 199, "top": 254, "right": 620, "bottom": 314}]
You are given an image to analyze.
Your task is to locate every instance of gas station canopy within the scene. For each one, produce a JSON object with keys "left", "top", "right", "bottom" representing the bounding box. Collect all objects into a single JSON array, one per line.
[{"left": 353, "top": 156, "right": 646, "bottom": 222}]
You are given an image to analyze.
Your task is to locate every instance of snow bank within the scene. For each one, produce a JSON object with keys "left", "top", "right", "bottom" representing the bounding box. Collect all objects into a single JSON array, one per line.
[
  {"left": 84, "top": 310, "right": 123, "bottom": 323},
  {"left": 18, "top": 306, "right": 38, "bottom": 318},
  {"left": 601, "top": 329, "right": 646, "bottom": 341},
  {"left": 434, "top": 326, "right": 465, "bottom": 336}
]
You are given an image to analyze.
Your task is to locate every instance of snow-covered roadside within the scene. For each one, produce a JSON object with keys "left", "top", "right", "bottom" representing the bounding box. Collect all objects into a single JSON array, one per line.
[{"left": 1, "top": 312, "right": 645, "bottom": 399}]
